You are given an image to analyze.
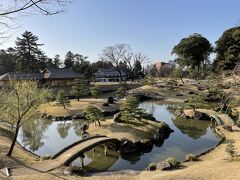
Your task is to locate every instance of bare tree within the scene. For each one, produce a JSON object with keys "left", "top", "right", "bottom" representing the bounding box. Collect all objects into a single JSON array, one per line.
[
  {"left": 100, "top": 44, "right": 129, "bottom": 82},
  {"left": 0, "top": 0, "right": 70, "bottom": 42},
  {"left": 123, "top": 51, "right": 147, "bottom": 81},
  {"left": 100, "top": 44, "right": 146, "bottom": 82}
]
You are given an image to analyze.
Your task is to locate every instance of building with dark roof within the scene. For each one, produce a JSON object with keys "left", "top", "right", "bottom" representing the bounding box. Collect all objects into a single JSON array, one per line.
[
  {"left": 0, "top": 68, "right": 82, "bottom": 87},
  {"left": 94, "top": 68, "right": 127, "bottom": 82},
  {"left": 42, "top": 68, "right": 82, "bottom": 86}
]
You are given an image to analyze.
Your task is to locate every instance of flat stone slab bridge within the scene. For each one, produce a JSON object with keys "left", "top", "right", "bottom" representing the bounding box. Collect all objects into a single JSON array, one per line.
[{"left": 10, "top": 135, "right": 119, "bottom": 175}]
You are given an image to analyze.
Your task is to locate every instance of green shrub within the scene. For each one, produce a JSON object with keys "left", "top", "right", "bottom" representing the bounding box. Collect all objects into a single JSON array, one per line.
[
  {"left": 165, "top": 157, "right": 180, "bottom": 168},
  {"left": 148, "top": 162, "right": 157, "bottom": 171},
  {"left": 186, "top": 154, "right": 197, "bottom": 161}
]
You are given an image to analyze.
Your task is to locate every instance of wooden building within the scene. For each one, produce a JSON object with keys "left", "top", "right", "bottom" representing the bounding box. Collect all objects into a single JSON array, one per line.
[
  {"left": 94, "top": 68, "right": 127, "bottom": 82},
  {"left": 0, "top": 68, "right": 82, "bottom": 88}
]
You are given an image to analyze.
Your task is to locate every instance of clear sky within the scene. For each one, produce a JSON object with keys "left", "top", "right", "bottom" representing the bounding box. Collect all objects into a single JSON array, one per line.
[{"left": 1, "top": 0, "right": 240, "bottom": 63}]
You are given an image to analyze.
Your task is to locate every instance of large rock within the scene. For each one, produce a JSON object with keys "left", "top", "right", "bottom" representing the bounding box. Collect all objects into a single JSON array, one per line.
[
  {"left": 156, "top": 123, "right": 174, "bottom": 136},
  {"left": 181, "top": 110, "right": 211, "bottom": 120},
  {"left": 156, "top": 161, "right": 171, "bottom": 170},
  {"left": 72, "top": 112, "right": 86, "bottom": 119},
  {"left": 119, "top": 138, "right": 138, "bottom": 154},
  {"left": 193, "top": 111, "right": 211, "bottom": 120},
  {"left": 140, "top": 113, "right": 156, "bottom": 121},
  {"left": 81, "top": 123, "right": 89, "bottom": 131},
  {"left": 113, "top": 112, "right": 122, "bottom": 123},
  {"left": 119, "top": 138, "right": 154, "bottom": 155}
]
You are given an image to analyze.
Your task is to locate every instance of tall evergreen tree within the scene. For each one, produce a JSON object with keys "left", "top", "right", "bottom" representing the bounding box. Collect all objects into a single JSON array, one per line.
[
  {"left": 73, "top": 54, "right": 91, "bottom": 79},
  {"left": 214, "top": 26, "right": 240, "bottom": 70},
  {"left": 64, "top": 51, "right": 75, "bottom": 69},
  {"left": 53, "top": 54, "right": 61, "bottom": 68},
  {"left": 15, "top": 31, "right": 45, "bottom": 72},
  {"left": 0, "top": 48, "right": 17, "bottom": 74},
  {"left": 134, "top": 60, "right": 144, "bottom": 79}
]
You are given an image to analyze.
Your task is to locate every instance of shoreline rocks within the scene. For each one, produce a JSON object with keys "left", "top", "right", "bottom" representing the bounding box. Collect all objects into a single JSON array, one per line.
[
  {"left": 180, "top": 110, "right": 211, "bottom": 120},
  {"left": 118, "top": 122, "right": 173, "bottom": 155}
]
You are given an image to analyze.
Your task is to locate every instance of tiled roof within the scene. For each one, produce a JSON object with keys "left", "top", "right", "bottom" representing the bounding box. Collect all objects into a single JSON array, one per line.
[
  {"left": 43, "top": 68, "right": 82, "bottom": 79},
  {"left": 0, "top": 68, "right": 82, "bottom": 81},
  {"left": 94, "top": 68, "right": 127, "bottom": 77},
  {"left": 0, "top": 72, "right": 43, "bottom": 81}
]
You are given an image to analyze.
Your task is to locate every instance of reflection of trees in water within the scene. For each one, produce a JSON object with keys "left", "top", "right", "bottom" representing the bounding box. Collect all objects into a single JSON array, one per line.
[
  {"left": 139, "top": 101, "right": 155, "bottom": 115},
  {"left": 21, "top": 119, "right": 52, "bottom": 152},
  {"left": 57, "top": 122, "right": 72, "bottom": 139},
  {"left": 72, "top": 146, "right": 119, "bottom": 172},
  {"left": 166, "top": 104, "right": 180, "bottom": 114},
  {"left": 172, "top": 116, "right": 210, "bottom": 139},
  {"left": 72, "top": 120, "right": 85, "bottom": 136},
  {"left": 120, "top": 152, "right": 142, "bottom": 164}
]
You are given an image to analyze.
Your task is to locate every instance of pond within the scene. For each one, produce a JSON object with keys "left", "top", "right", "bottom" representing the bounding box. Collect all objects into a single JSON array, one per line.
[{"left": 17, "top": 100, "right": 221, "bottom": 172}]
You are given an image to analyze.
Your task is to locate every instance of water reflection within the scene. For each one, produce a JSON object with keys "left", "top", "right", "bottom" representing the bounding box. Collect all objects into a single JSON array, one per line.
[
  {"left": 17, "top": 101, "right": 221, "bottom": 171},
  {"left": 72, "top": 120, "right": 84, "bottom": 136},
  {"left": 21, "top": 118, "right": 52, "bottom": 152},
  {"left": 72, "top": 147, "right": 120, "bottom": 172},
  {"left": 57, "top": 122, "right": 72, "bottom": 139},
  {"left": 172, "top": 116, "right": 209, "bottom": 139},
  {"left": 18, "top": 119, "right": 86, "bottom": 155}
]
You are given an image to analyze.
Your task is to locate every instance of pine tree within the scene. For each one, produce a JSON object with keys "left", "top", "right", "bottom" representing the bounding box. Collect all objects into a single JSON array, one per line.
[
  {"left": 120, "top": 96, "right": 138, "bottom": 122},
  {"left": 53, "top": 54, "right": 61, "bottom": 68},
  {"left": 56, "top": 90, "right": 70, "bottom": 109},
  {"left": 134, "top": 60, "right": 144, "bottom": 80},
  {"left": 115, "top": 87, "right": 126, "bottom": 99},
  {"left": 85, "top": 105, "right": 102, "bottom": 126},
  {"left": 64, "top": 51, "right": 75, "bottom": 69},
  {"left": 186, "top": 95, "right": 206, "bottom": 113},
  {"left": 15, "top": 31, "right": 45, "bottom": 72},
  {"left": 71, "top": 79, "right": 89, "bottom": 101},
  {"left": 90, "top": 84, "right": 101, "bottom": 99}
]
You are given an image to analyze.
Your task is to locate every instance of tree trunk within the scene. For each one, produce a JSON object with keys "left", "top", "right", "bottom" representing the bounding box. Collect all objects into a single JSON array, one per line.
[
  {"left": 192, "top": 107, "right": 196, "bottom": 116},
  {"left": 97, "top": 120, "right": 101, "bottom": 126},
  {"left": 63, "top": 103, "right": 66, "bottom": 109},
  {"left": 117, "top": 68, "right": 123, "bottom": 82},
  {"left": 237, "top": 112, "right": 240, "bottom": 127},
  {"left": 7, "top": 122, "right": 20, "bottom": 156},
  {"left": 180, "top": 78, "right": 184, "bottom": 84}
]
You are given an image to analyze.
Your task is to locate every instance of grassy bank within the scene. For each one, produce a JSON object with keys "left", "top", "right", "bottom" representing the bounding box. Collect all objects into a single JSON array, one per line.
[
  {"left": 39, "top": 99, "right": 120, "bottom": 117},
  {"left": 0, "top": 126, "right": 39, "bottom": 170},
  {"left": 128, "top": 83, "right": 201, "bottom": 103},
  {"left": 87, "top": 119, "right": 165, "bottom": 141}
]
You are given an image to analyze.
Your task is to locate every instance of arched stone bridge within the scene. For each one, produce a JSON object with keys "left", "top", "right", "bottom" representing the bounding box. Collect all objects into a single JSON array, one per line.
[{"left": 13, "top": 136, "right": 119, "bottom": 173}]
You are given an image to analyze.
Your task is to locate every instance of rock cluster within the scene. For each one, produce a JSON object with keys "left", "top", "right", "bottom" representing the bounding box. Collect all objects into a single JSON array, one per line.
[{"left": 118, "top": 123, "right": 173, "bottom": 155}]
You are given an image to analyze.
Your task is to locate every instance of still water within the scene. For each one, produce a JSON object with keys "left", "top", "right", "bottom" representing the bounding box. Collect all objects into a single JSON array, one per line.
[{"left": 17, "top": 101, "right": 221, "bottom": 171}]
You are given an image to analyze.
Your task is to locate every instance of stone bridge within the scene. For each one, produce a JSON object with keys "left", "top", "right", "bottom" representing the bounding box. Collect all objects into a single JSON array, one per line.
[
  {"left": 197, "top": 109, "right": 235, "bottom": 126},
  {"left": 10, "top": 136, "right": 119, "bottom": 174}
]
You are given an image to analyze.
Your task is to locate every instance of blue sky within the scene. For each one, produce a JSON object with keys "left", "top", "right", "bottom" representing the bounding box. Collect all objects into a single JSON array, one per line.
[{"left": 1, "top": 0, "right": 240, "bottom": 63}]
